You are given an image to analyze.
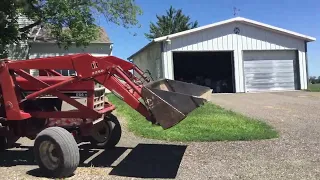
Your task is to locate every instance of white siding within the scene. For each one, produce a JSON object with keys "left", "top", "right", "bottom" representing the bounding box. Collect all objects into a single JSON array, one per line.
[
  {"left": 28, "top": 42, "right": 112, "bottom": 76},
  {"left": 132, "top": 43, "right": 162, "bottom": 80},
  {"left": 162, "top": 22, "right": 308, "bottom": 92},
  {"left": 29, "top": 43, "right": 112, "bottom": 58},
  {"left": 7, "top": 15, "right": 35, "bottom": 60},
  {"left": 7, "top": 42, "right": 29, "bottom": 60},
  {"left": 29, "top": 42, "right": 112, "bottom": 93}
]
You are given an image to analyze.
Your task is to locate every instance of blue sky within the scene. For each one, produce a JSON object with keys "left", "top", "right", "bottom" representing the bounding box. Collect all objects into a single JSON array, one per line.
[{"left": 98, "top": 0, "right": 319, "bottom": 76}]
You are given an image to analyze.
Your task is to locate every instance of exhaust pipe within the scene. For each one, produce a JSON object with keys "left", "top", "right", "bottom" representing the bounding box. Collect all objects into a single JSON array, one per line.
[{"left": 141, "top": 79, "right": 212, "bottom": 129}]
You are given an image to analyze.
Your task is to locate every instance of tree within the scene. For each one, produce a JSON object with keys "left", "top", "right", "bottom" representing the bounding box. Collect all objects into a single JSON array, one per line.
[
  {"left": 144, "top": 6, "right": 198, "bottom": 40},
  {"left": 0, "top": 0, "right": 19, "bottom": 58},
  {"left": 309, "top": 76, "right": 317, "bottom": 84},
  {"left": 0, "top": 0, "right": 142, "bottom": 58}
]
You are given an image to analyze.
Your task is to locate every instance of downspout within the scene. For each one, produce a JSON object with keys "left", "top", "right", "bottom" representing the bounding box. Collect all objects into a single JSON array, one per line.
[
  {"left": 33, "top": 26, "right": 42, "bottom": 41},
  {"left": 27, "top": 25, "right": 42, "bottom": 76},
  {"left": 26, "top": 25, "right": 42, "bottom": 59},
  {"left": 109, "top": 44, "right": 113, "bottom": 56},
  {"left": 305, "top": 41, "right": 309, "bottom": 90},
  {"left": 160, "top": 41, "right": 165, "bottom": 79}
]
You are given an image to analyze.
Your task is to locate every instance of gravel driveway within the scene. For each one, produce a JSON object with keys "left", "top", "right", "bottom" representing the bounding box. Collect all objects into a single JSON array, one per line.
[{"left": 0, "top": 91, "right": 319, "bottom": 180}]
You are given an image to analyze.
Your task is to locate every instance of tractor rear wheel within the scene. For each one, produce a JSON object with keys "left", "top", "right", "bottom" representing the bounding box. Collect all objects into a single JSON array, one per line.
[
  {"left": 34, "top": 127, "right": 80, "bottom": 178},
  {"left": 89, "top": 114, "right": 122, "bottom": 149}
]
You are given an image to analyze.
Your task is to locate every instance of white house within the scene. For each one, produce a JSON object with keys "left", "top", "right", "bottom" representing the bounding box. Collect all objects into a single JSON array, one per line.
[
  {"left": 8, "top": 16, "right": 113, "bottom": 76},
  {"left": 128, "top": 17, "right": 316, "bottom": 93}
]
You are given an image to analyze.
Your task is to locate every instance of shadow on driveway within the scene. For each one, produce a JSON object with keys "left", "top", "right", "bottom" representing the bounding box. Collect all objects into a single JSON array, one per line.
[{"left": 0, "top": 143, "right": 187, "bottom": 179}]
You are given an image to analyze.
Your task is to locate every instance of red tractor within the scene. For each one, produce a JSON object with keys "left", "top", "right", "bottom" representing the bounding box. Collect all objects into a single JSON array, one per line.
[{"left": 0, "top": 54, "right": 210, "bottom": 177}]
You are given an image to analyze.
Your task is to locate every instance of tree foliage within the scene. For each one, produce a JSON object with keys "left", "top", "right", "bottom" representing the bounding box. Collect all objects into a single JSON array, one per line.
[
  {"left": 145, "top": 6, "right": 198, "bottom": 40},
  {"left": 309, "top": 76, "right": 320, "bottom": 84},
  {"left": 0, "top": 0, "right": 142, "bottom": 58},
  {"left": 0, "top": 0, "right": 20, "bottom": 58}
]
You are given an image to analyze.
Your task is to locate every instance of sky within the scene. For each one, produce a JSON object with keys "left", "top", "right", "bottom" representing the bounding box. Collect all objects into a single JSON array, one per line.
[{"left": 98, "top": 0, "right": 320, "bottom": 76}]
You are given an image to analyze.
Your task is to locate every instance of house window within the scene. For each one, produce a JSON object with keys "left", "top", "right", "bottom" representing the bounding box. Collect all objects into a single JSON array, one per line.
[
  {"left": 69, "top": 70, "right": 76, "bottom": 76},
  {"left": 61, "top": 70, "right": 69, "bottom": 76},
  {"left": 54, "top": 69, "right": 76, "bottom": 76}
]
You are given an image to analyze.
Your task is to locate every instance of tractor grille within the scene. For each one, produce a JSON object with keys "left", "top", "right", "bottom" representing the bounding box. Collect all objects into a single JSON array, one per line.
[{"left": 93, "top": 83, "right": 106, "bottom": 110}]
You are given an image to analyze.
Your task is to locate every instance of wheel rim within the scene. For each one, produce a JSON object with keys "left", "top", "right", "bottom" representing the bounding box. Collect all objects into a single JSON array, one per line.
[
  {"left": 39, "top": 140, "right": 60, "bottom": 170},
  {"left": 91, "top": 122, "right": 110, "bottom": 143}
]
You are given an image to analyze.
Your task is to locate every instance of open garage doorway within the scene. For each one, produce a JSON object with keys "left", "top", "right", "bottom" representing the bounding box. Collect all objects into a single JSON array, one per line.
[{"left": 173, "top": 51, "right": 235, "bottom": 93}]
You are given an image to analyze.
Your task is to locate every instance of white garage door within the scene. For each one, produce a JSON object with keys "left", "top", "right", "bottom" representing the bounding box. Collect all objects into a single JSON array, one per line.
[{"left": 243, "top": 50, "right": 297, "bottom": 92}]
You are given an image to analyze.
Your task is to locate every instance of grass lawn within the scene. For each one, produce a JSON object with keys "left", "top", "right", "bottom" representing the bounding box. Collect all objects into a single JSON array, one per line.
[
  {"left": 107, "top": 94, "right": 278, "bottom": 142},
  {"left": 308, "top": 83, "right": 320, "bottom": 92}
]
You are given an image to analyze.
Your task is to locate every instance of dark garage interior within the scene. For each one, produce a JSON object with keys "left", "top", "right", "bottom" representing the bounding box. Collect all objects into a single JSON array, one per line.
[{"left": 173, "top": 51, "right": 235, "bottom": 93}]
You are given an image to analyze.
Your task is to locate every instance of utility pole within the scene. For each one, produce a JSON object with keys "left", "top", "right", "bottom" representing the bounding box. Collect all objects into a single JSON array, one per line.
[{"left": 233, "top": 7, "right": 240, "bottom": 17}]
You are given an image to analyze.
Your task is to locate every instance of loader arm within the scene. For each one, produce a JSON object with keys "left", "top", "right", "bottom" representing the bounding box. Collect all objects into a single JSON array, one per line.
[{"left": 6, "top": 54, "right": 153, "bottom": 121}]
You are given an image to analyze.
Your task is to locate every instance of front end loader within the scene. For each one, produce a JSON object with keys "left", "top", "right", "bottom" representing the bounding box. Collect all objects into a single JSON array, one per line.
[{"left": 0, "top": 54, "right": 211, "bottom": 178}]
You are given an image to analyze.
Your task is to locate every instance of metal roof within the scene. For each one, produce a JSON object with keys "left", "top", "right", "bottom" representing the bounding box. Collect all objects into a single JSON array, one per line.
[{"left": 128, "top": 17, "right": 316, "bottom": 59}]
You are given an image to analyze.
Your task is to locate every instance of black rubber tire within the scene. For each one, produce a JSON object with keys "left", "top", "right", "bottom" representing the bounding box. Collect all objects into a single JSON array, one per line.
[
  {"left": 90, "top": 114, "right": 122, "bottom": 149},
  {"left": 0, "top": 136, "right": 19, "bottom": 151},
  {"left": 34, "top": 127, "right": 80, "bottom": 178},
  {"left": 0, "top": 136, "right": 8, "bottom": 151}
]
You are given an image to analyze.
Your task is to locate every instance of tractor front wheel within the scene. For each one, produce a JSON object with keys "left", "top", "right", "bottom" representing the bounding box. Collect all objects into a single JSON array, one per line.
[
  {"left": 0, "top": 136, "right": 8, "bottom": 151},
  {"left": 89, "top": 114, "right": 122, "bottom": 149},
  {"left": 34, "top": 127, "right": 80, "bottom": 178}
]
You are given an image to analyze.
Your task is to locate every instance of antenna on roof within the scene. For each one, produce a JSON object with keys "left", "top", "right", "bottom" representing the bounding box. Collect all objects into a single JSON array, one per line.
[{"left": 233, "top": 7, "right": 240, "bottom": 17}]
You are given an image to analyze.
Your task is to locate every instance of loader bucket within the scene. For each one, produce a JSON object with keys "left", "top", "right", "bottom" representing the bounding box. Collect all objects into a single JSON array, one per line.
[{"left": 141, "top": 79, "right": 212, "bottom": 129}]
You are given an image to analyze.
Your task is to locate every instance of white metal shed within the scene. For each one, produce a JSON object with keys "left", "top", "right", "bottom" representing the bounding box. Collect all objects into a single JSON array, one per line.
[{"left": 128, "top": 17, "right": 316, "bottom": 93}]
